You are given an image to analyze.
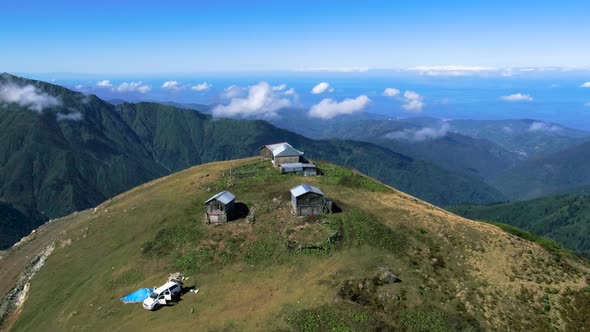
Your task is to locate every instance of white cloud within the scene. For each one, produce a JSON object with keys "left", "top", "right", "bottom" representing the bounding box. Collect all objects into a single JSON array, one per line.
[
  {"left": 221, "top": 85, "right": 244, "bottom": 99},
  {"left": 580, "top": 82, "right": 590, "bottom": 88},
  {"left": 284, "top": 88, "right": 296, "bottom": 96},
  {"left": 272, "top": 84, "right": 286, "bottom": 91},
  {"left": 308, "top": 95, "right": 370, "bottom": 119},
  {"left": 96, "top": 80, "right": 112, "bottom": 88},
  {"left": 409, "top": 65, "right": 496, "bottom": 76},
  {"left": 528, "top": 121, "right": 562, "bottom": 132},
  {"left": 74, "top": 84, "right": 84, "bottom": 90},
  {"left": 383, "top": 88, "right": 400, "bottom": 97},
  {"left": 311, "top": 82, "right": 332, "bottom": 94},
  {"left": 212, "top": 82, "right": 292, "bottom": 118},
  {"left": 402, "top": 90, "right": 425, "bottom": 112},
  {"left": 298, "top": 67, "right": 369, "bottom": 73},
  {"left": 0, "top": 83, "right": 61, "bottom": 112},
  {"left": 116, "top": 81, "right": 151, "bottom": 94},
  {"left": 191, "top": 82, "right": 212, "bottom": 91},
  {"left": 56, "top": 111, "right": 83, "bottom": 121},
  {"left": 501, "top": 93, "right": 533, "bottom": 102},
  {"left": 502, "top": 126, "right": 514, "bottom": 133},
  {"left": 385, "top": 123, "right": 450, "bottom": 142},
  {"left": 161, "top": 81, "right": 181, "bottom": 90}
]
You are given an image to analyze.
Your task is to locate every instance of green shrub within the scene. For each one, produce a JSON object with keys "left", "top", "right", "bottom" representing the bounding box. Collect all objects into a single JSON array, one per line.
[
  {"left": 399, "top": 309, "right": 452, "bottom": 332},
  {"left": 286, "top": 304, "right": 390, "bottom": 332}
]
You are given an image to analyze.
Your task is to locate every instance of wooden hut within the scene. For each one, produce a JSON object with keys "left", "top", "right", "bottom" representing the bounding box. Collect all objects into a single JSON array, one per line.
[
  {"left": 204, "top": 191, "right": 235, "bottom": 224},
  {"left": 290, "top": 184, "right": 331, "bottom": 216},
  {"left": 260, "top": 142, "right": 304, "bottom": 167}
]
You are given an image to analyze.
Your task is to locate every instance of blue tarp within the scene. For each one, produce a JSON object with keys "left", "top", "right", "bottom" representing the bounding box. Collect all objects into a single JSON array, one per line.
[{"left": 121, "top": 288, "right": 154, "bottom": 303}]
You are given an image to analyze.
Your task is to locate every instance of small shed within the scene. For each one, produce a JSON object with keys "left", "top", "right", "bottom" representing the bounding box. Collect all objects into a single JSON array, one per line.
[
  {"left": 204, "top": 191, "right": 235, "bottom": 224},
  {"left": 260, "top": 142, "right": 304, "bottom": 167},
  {"left": 280, "top": 162, "right": 317, "bottom": 176},
  {"left": 290, "top": 184, "right": 331, "bottom": 216}
]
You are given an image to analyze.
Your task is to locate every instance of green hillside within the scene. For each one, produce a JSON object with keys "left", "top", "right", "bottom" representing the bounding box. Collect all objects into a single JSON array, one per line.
[
  {"left": 449, "top": 119, "right": 589, "bottom": 157},
  {"left": 491, "top": 141, "right": 590, "bottom": 200},
  {"left": 449, "top": 194, "right": 590, "bottom": 258},
  {"left": 2, "top": 158, "right": 589, "bottom": 331},
  {"left": 0, "top": 74, "right": 503, "bottom": 249}
]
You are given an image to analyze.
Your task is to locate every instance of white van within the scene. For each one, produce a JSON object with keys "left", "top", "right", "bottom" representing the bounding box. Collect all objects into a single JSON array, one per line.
[{"left": 142, "top": 280, "right": 183, "bottom": 310}]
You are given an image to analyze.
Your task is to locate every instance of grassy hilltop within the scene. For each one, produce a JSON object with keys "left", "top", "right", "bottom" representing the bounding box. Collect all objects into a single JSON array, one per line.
[{"left": 3, "top": 158, "right": 590, "bottom": 331}]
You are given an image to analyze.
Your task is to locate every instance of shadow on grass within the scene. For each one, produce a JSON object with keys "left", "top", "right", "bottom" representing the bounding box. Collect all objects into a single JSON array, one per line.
[{"left": 230, "top": 202, "right": 250, "bottom": 221}]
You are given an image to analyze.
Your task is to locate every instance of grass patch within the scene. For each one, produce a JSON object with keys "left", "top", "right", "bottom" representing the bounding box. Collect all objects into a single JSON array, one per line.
[
  {"left": 483, "top": 221, "right": 569, "bottom": 257},
  {"left": 327, "top": 209, "right": 408, "bottom": 254},
  {"left": 317, "top": 162, "right": 392, "bottom": 193},
  {"left": 105, "top": 269, "right": 144, "bottom": 290},
  {"left": 140, "top": 223, "right": 205, "bottom": 258},
  {"left": 286, "top": 303, "right": 391, "bottom": 332},
  {"left": 561, "top": 287, "right": 590, "bottom": 330},
  {"left": 399, "top": 307, "right": 480, "bottom": 332}
]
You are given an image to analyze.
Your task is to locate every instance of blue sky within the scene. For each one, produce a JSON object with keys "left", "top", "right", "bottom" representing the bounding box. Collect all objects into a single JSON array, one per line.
[{"left": 2, "top": 0, "right": 590, "bottom": 73}]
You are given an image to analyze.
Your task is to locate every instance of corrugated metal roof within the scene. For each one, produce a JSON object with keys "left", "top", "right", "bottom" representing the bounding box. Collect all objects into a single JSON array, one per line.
[
  {"left": 280, "top": 163, "right": 316, "bottom": 170},
  {"left": 264, "top": 142, "right": 304, "bottom": 157},
  {"left": 205, "top": 191, "right": 235, "bottom": 205},
  {"left": 290, "top": 184, "right": 324, "bottom": 197}
]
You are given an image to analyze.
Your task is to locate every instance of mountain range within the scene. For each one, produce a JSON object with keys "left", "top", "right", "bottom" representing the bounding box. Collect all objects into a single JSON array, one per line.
[{"left": 0, "top": 73, "right": 502, "bottom": 249}]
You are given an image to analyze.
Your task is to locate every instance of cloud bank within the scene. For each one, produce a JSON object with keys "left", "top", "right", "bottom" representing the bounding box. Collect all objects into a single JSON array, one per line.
[
  {"left": 308, "top": 95, "right": 370, "bottom": 119},
  {"left": 96, "top": 80, "right": 112, "bottom": 88},
  {"left": 0, "top": 83, "right": 61, "bottom": 112},
  {"left": 409, "top": 65, "right": 496, "bottom": 76},
  {"left": 96, "top": 80, "right": 151, "bottom": 93},
  {"left": 115, "top": 81, "right": 151, "bottom": 93},
  {"left": 580, "top": 82, "right": 590, "bottom": 88},
  {"left": 311, "top": 82, "right": 332, "bottom": 94},
  {"left": 402, "top": 90, "right": 425, "bottom": 112},
  {"left": 528, "top": 122, "right": 562, "bottom": 132},
  {"left": 501, "top": 93, "right": 533, "bottom": 102},
  {"left": 385, "top": 123, "right": 450, "bottom": 142},
  {"left": 212, "top": 82, "right": 292, "bottom": 118},
  {"left": 298, "top": 67, "right": 369, "bottom": 73}
]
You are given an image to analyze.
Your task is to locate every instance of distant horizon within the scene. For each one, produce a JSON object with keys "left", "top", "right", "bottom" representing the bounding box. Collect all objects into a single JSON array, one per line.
[
  {"left": 4, "top": 70, "right": 590, "bottom": 131},
  {"left": 7, "top": 66, "right": 590, "bottom": 76}
]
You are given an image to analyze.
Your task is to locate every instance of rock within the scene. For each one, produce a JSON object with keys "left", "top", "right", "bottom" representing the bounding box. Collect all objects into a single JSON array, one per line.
[
  {"left": 246, "top": 208, "right": 256, "bottom": 224},
  {"left": 376, "top": 267, "right": 400, "bottom": 284}
]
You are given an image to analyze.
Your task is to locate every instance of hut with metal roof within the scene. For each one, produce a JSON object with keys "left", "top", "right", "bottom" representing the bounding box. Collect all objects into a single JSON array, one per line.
[
  {"left": 280, "top": 162, "right": 317, "bottom": 176},
  {"left": 290, "top": 184, "right": 332, "bottom": 216},
  {"left": 260, "top": 142, "right": 304, "bottom": 167},
  {"left": 204, "top": 191, "right": 236, "bottom": 224}
]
